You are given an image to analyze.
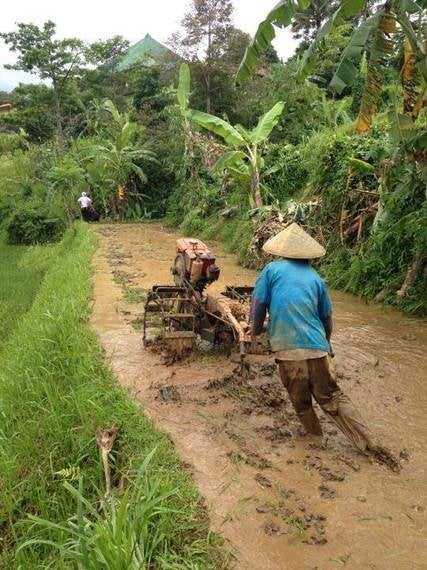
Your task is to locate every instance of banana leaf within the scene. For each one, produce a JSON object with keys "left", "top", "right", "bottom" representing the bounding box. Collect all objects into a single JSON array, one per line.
[
  {"left": 177, "top": 63, "right": 190, "bottom": 112},
  {"left": 348, "top": 157, "right": 375, "bottom": 173},
  {"left": 330, "top": 12, "right": 382, "bottom": 93},
  {"left": 211, "top": 151, "right": 246, "bottom": 174},
  {"left": 186, "top": 109, "right": 245, "bottom": 146},
  {"left": 236, "top": 0, "right": 310, "bottom": 83},
  {"left": 355, "top": 12, "right": 396, "bottom": 132},
  {"left": 388, "top": 112, "right": 415, "bottom": 144},
  {"left": 250, "top": 101, "right": 285, "bottom": 145}
]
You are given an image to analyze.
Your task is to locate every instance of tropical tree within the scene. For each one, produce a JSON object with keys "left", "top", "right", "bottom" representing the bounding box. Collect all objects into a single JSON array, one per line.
[
  {"left": 176, "top": 64, "right": 284, "bottom": 207},
  {"left": 1, "top": 23, "right": 132, "bottom": 149},
  {"left": 0, "top": 84, "right": 57, "bottom": 143},
  {"left": 186, "top": 108, "right": 285, "bottom": 208},
  {"left": 1, "top": 22, "right": 84, "bottom": 149},
  {"left": 176, "top": 63, "right": 192, "bottom": 166},
  {"left": 46, "top": 155, "right": 86, "bottom": 223},
  {"left": 169, "top": 0, "right": 234, "bottom": 113},
  {"left": 84, "top": 35, "right": 130, "bottom": 67},
  {"left": 291, "top": 0, "right": 340, "bottom": 40},
  {"left": 237, "top": 0, "right": 426, "bottom": 134},
  {"left": 81, "top": 100, "right": 157, "bottom": 218}
]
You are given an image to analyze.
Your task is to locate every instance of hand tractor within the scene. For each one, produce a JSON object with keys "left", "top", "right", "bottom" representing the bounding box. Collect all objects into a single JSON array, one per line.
[{"left": 143, "top": 238, "right": 266, "bottom": 367}]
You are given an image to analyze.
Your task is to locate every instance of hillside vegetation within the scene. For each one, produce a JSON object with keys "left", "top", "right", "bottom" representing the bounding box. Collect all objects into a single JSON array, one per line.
[{"left": 1, "top": 1, "right": 425, "bottom": 315}]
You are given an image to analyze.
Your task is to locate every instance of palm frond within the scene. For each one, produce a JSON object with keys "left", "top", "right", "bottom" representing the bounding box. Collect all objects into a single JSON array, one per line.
[
  {"left": 236, "top": 1, "right": 311, "bottom": 83},
  {"left": 330, "top": 12, "right": 382, "bottom": 93},
  {"left": 299, "top": 0, "right": 368, "bottom": 81}
]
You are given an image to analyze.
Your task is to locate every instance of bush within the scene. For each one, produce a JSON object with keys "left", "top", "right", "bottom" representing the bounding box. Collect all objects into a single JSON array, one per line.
[
  {"left": 0, "top": 202, "right": 13, "bottom": 226},
  {"left": 264, "top": 143, "right": 308, "bottom": 201},
  {"left": 6, "top": 208, "right": 66, "bottom": 245},
  {"left": 0, "top": 131, "right": 28, "bottom": 154},
  {"left": 180, "top": 207, "right": 205, "bottom": 235}
]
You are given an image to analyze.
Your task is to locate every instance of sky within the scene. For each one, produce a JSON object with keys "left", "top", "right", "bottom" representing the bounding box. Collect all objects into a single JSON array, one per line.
[{"left": 0, "top": 0, "right": 299, "bottom": 92}]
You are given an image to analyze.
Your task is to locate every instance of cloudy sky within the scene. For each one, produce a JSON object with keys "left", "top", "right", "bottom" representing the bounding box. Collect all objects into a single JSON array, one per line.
[{"left": 0, "top": 0, "right": 299, "bottom": 91}]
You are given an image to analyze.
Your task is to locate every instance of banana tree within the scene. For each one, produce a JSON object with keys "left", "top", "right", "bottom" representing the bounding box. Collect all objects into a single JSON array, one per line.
[
  {"left": 46, "top": 155, "right": 86, "bottom": 224},
  {"left": 237, "top": 0, "right": 426, "bottom": 134},
  {"left": 80, "top": 101, "right": 157, "bottom": 217},
  {"left": 187, "top": 101, "right": 285, "bottom": 208}
]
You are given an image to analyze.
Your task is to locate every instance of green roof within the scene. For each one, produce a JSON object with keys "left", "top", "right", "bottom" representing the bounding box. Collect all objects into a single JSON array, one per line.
[{"left": 116, "top": 34, "right": 174, "bottom": 71}]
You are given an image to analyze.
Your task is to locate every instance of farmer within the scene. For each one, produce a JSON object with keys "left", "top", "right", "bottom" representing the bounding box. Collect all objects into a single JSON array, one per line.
[
  {"left": 77, "top": 192, "right": 92, "bottom": 222},
  {"left": 250, "top": 222, "right": 374, "bottom": 453}
]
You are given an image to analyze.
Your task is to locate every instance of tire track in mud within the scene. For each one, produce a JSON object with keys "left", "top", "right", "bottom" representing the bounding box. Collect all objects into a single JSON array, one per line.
[{"left": 90, "top": 223, "right": 427, "bottom": 570}]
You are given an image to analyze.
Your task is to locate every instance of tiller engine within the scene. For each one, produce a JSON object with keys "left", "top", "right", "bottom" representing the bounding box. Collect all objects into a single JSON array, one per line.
[{"left": 172, "top": 238, "right": 220, "bottom": 293}]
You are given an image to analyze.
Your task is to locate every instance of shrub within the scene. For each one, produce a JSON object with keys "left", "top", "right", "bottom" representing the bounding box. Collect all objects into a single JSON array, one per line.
[
  {"left": 180, "top": 207, "right": 205, "bottom": 235},
  {"left": 6, "top": 208, "right": 66, "bottom": 245},
  {"left": 0, "top": 131, "right": 28, "bottom": 154},
  {"left": 264, "top": 143, "right": 308, "bottom": 201},
  {"left": 0, "top": 203, "right": 13, "bottom": 226}
]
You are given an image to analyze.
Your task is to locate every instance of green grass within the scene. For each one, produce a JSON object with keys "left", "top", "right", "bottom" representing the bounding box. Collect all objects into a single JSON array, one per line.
[
  {"left": 0, "top": 241, "right": 55, "bottom": 351},
  {"left": 0, "top": 222, "right": 225, "bottom": 568},
  {"left": 122, "top": 284, "right": 147, "bottom": 304}
]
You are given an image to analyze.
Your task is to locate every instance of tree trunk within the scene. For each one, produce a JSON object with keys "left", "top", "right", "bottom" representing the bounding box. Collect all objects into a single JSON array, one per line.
[
  {"left": 206, "top": 71, "right": 212, "bottom": 114},
  {"left": 53, "top": 82, "right": 64, "bottom": 151},
  {"left": 206, "top": 22, "right": 212, "bottom": 114},
  {"left": 62, "top": 194, "right": 75, "bottom": 225},
  {"left": 251, "top": 168, "right": 262, "bottom": 209}
]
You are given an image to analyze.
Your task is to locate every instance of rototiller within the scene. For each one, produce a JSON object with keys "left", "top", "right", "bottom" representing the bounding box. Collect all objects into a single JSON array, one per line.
[{"left": 143, "top": 238, "right": 265, "bottom": 363}]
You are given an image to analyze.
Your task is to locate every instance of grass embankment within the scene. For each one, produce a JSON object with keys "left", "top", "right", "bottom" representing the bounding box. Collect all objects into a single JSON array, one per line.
[
  {"left": 0, "top": 223, "right": 223, "bottom": 568},
  {"left": 0, "top": 241, "right": 53, "bottom": 351}
]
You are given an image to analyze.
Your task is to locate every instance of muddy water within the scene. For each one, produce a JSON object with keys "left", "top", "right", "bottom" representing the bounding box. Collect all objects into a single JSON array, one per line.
[{"left": 90, "top": 223, "right": 426, "bottom": 570}]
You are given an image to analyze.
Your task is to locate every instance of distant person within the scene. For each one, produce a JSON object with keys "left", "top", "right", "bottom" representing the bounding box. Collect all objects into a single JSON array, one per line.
[
  {"left": 77, "top": 192, "right": 92, "bottom": 222},
  {"left": 250, "top": 223, "right": 374, "bottom": 453}
]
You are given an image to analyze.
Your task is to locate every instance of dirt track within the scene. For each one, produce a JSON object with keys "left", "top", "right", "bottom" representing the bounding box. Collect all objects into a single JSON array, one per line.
[{"left": 90, "top": 223, "right": 427, "bottom": 569}]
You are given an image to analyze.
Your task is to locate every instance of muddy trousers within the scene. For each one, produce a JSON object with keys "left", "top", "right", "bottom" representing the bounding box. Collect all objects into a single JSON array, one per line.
[{"left": 277, "top": 357, "right": 373, "bottom": 452}]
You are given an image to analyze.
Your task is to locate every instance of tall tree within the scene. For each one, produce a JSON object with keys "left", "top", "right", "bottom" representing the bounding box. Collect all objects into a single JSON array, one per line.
[
  {"left": 0, "top": 21, "right": 84, "bottom": 149},
  {"left": 84, "top": 35, "right": 130, "bottom": 68},
  {"left": 169, "top": 0, "right": 233, "bottom": 113}
]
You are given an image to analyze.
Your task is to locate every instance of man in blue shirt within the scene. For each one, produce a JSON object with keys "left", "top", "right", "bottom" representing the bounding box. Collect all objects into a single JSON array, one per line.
[{"left": 251, "top": 223, "right": 373, "bottom": 452}]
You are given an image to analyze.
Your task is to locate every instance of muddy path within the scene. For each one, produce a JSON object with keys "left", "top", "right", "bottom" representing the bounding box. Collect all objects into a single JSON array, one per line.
[{"left": 90, "top": 223, "right": 426, "bottom": 569}]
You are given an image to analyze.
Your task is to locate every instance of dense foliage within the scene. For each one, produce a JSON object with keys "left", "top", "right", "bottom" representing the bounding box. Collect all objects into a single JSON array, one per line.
[{"left": 0, "top": 0, "right": 425, "bottom": 317}]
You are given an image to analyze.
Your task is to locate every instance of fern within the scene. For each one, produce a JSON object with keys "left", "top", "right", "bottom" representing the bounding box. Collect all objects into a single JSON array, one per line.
[{"left": 54, "top": 466, "right": 81, "bottom": 481}]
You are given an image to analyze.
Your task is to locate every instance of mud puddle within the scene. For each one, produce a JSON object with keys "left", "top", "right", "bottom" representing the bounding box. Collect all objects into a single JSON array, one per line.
[{"left": 91, "top": 223, "right": 427, "bottom": 569}]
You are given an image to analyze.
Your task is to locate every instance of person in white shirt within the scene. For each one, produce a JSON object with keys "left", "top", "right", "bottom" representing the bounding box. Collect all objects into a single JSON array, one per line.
[{"left": 77, "top": 192, "right": 92, "bottom": 221}]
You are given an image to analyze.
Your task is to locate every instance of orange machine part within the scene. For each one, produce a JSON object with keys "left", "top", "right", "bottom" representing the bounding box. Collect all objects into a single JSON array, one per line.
[{"left": 175, "top": 238, "right": 212, "bottom": 260}]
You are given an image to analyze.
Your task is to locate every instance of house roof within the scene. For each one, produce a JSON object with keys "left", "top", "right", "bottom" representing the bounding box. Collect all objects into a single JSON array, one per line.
[
  {"left": 0, "top": 103, "right": 12, "bottom": 113},
  {"left": 115, "top": 34, "right": 176, "bottom": 71}
]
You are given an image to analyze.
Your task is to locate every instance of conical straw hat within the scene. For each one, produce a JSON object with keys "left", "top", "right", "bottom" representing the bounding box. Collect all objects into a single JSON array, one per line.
[{"left": 262, "top": 223, "right": 325, "bottom": 259}]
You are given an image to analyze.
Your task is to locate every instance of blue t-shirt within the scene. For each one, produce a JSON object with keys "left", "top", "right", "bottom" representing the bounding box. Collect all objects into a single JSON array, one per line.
[{"left": 252, "top": 260, "right": 332, "bottom": 352}]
